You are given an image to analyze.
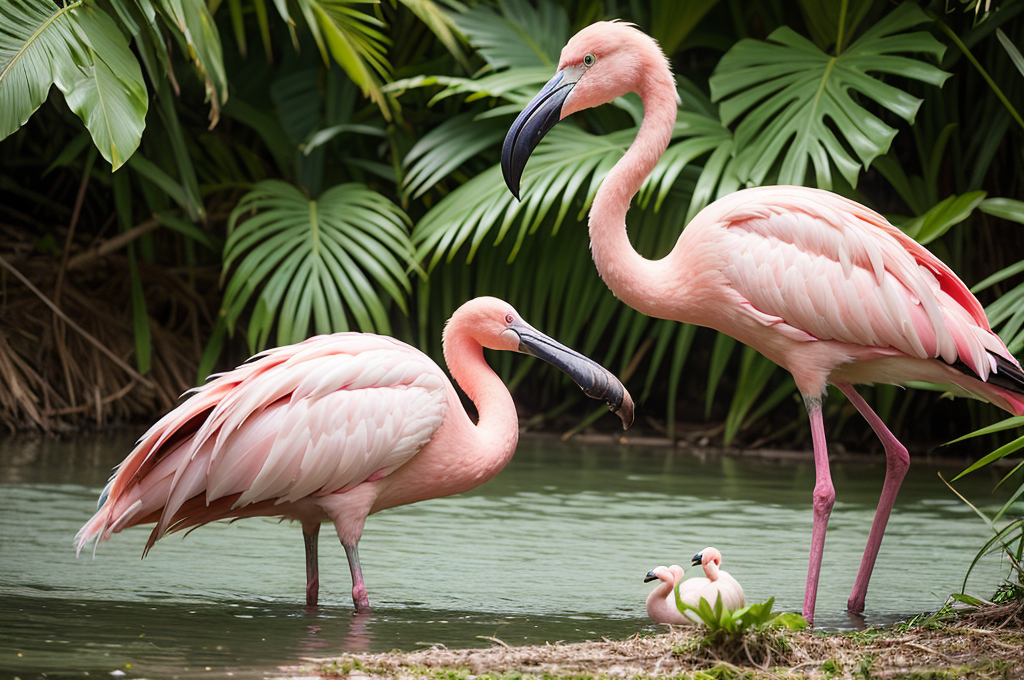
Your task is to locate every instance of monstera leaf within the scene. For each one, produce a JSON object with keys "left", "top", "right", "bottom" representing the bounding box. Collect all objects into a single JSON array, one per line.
[
  {"left": 709, "top": 2, "right": 950, "bottom": 189},
  {"left": 0, "top": 0, "right": 147, "bottom": 170},
  {"left": 222, "top": 181, "right": 416, "bottom": 350}
]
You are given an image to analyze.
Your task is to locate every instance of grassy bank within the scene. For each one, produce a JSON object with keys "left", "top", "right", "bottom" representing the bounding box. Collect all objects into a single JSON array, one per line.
[{"left": 287, "top": 603, "right": 1024, "bottom": 680}]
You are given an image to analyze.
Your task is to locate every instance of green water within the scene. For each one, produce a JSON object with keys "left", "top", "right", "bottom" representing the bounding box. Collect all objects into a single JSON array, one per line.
[{"left": 0, "top": 433, "right": 1014, "bottom": 679}]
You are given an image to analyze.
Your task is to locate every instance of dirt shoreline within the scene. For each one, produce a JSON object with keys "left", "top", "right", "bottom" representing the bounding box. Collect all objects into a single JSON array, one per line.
[{"left": 283, "top": 609, "right": 1024, "bottom": 680}]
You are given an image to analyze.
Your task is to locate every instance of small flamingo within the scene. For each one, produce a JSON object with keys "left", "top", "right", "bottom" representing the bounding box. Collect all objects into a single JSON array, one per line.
[
  {"left": 644, "top": 564, "right": 687, "bottom": 624},
  {"left": 76, "top": 297, "right": 633, "bottom": 610},
  {"left": 645, "top": 548, "right": 745, "bottom": 624},
  {"left": 503, "top": 21, "right": 1024, "bottom": 622}
]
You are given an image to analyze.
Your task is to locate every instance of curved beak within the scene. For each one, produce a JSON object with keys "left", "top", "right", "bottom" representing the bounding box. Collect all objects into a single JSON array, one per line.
[
  {"left": 691, "top": 553, "right": 703, "bottom": 567},
  {"left": 644, "top": 570, "right": 658, "bottom": 583},
  {"left": 511, "top": 320, "right": 634, "bottom": 429},
  {"left": 502, "top": 65, "right": 586, "bottom": 200}
]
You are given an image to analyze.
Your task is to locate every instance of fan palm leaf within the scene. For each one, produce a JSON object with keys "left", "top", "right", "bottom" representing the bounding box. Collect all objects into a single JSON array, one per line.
[{"left": 222, "top": 180, "right": 416, "bottom": 350}]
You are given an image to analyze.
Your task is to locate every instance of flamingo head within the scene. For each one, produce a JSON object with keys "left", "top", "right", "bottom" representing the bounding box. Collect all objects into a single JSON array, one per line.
[
  {"left": 692, "top": 547, "right": 723, "bottom": 569},
  {"left": 644, "top": 564, "right": 685, "bottom": 584},
  {"left": 501, "top": 21, "right": 676, "bottom": 198},
  {"left": 446, "top": 297, "right": 634, "bottom": 428}
]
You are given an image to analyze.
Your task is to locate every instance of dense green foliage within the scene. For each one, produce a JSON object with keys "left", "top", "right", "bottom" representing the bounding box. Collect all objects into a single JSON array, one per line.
[{"left": 2, "top": 0, "right": 1023, "bottom": 454}]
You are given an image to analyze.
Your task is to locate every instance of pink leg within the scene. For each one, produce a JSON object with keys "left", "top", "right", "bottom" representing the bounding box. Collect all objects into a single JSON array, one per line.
[
  {"left": 803, "top": 394, "right": 835, "bottom": 624},
  {"left": 836, "top": 383, "right": 910, "bottom": 614},
  {"left": 344, "top": 543, "right": 371, "bottom": 612},
  {"left": 303, "top": 521, "right": 320, "bottom": 607}
]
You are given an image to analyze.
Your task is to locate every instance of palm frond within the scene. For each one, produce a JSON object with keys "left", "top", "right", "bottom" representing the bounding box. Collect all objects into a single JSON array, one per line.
[
  {"left": 450, "top": 0, "right": 567, "bottom": 70},
  {"left": 221, "top": 180, "right": 416, "bottom": 349},
  {"left": 288, "top": 0, "right": 392, "bottom": 118},
  {"left": 412, "top": 108, "right": 734, "bottom": 269}
]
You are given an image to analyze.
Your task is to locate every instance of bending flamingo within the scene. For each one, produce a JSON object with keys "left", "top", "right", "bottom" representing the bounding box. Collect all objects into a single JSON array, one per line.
[
  {"left": 502, "top": 22, "right": 1024, "bottom": 622},
  {"left": 77, "top": 296, "right": 633, "bottom": 610},
  {"left": 645, "top": 547, "right": 745, "bottom": 624}
]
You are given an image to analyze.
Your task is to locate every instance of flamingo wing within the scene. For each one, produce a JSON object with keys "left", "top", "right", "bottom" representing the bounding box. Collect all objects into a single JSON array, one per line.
[
  {"left": 77, "top": 334, "right": 449, "bottom": 552},
  {"left": 715, "top": 186, "right": 1016, "bottom": 380}
]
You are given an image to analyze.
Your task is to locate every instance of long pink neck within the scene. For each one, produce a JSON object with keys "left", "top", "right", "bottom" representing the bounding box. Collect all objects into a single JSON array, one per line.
[
  {"left": 442, "top": 325, "right": 519, "bottom": 478},
  {"left": 704, "top": 560, "right": 720, "bottom": 582},
  {"left": 588, "top": 72, "right": 678, "bottom": 316}
]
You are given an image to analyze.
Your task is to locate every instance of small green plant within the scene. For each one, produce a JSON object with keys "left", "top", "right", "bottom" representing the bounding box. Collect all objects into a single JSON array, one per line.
[
  {"left": 671, "top": 589, "right": 808, "bottom": 667},
  {"left": 673, "top": 588, "right": 809, "bottom": 637}
]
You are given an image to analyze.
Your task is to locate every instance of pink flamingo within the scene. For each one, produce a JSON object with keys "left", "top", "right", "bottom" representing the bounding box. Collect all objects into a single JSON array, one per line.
[
  {"left": 502, "top": 22, "right": 1024, "bottom": 622},
  {"left": 76, "top": 296, "right": 633, "bottom": 610},
  {"left": 644, "top": 564, "right": 687, "bottom": 625},
  {"left": 645, "top": 548, "right": 745, "bottom": 624}
]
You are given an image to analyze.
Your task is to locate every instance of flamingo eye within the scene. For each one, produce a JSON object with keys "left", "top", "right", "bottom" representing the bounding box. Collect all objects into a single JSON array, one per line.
[
  {"left": 583, "top": 53, "right": 595, "bottom": 67},
  {"left": 504, "top": 314, "right": 515, "bottom": 324}
]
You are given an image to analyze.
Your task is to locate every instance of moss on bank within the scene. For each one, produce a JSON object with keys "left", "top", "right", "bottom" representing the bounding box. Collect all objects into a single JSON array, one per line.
[{"left": 285, "top": 605, "right": 1024, "bottom": 680}]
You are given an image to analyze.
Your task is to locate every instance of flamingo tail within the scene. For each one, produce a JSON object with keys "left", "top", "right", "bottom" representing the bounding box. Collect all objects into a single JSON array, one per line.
[{"left": 951, "top": 350, "right": 1024, "bottom": 415}]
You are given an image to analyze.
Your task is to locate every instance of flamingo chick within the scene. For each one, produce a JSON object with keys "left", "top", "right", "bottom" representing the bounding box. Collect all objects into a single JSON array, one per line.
[
  {"left": 644, "top": 564, "right": 687, "bottom": 625},
  {"left": 645, "top": 548, "right": 745, "bottom": 624},
  {"left": 502, "top": 21, "right": 1024, "bottom": 622},
  {"left": 76, "top": 297, "right": 633, "bottom": 611}
]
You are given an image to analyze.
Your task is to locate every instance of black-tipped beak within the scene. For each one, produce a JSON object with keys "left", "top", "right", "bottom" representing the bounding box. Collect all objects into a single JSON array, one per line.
[
  {"left": 644, "top": 571, "right": 658, "bottom": 583},
  {"left": 691, "top": 553, "right": 702, "bottom": 567},
  {"left": 501, "top": 65, "right": 584, "bottom": 200},
  {"left": 513, "top": 320, "right": 634, "bottom": 429}
]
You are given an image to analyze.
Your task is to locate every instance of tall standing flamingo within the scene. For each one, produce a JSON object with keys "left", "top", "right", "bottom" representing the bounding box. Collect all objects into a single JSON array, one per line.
[
  {"left": 501, "top": 21, "right": 1024, "bottom": 622},
  {"left": 76, "top": 296, "right": 633, "bottom": 610}
]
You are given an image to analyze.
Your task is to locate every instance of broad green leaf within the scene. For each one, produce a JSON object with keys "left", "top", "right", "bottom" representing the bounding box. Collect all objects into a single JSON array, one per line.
[
  {"left": 709, "top": 2, "right": 950, "bottom": 189},
  {"left": 57, "top": 4, "right": 148, "bottom": 171},
  {"left": 222, "top": 181, "right": 415, "bottom": 348},
  {"left": 0, "top": 0, "right": 148, "bottom": 168},
  {"left": 0, "top": 0, "right": 79, "bottom": 141}
]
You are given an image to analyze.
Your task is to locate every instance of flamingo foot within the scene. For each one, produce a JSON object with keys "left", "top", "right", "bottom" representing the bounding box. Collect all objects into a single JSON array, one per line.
[
  {"left": 344, "top": 542, "right": 371, "bottom": 612},
  {"left": 352, "top": 582, "right": 371, "bottom": 612}
]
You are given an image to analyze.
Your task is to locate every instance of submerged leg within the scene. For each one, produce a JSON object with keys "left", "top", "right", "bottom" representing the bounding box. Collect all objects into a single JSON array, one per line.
[
  {"left": 836, "top": 383, "right": 910, "bottom": 614},
  {"left": 303, "top": 521, "right": 320, "bottom": 607},
  {"left": 344, "top": 542, "right": 371, "bottom": 612},
  {"left": 803, "top": 393, "right": 835, "bottom": 624}
]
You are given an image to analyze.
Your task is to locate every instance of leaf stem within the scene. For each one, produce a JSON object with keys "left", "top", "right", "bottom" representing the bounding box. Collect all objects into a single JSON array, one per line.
[
  {"left": 835, "top": 0, "right": 849, "bottom": 54},
  {"left": 928, "top": 12, "right": 1024, "bottom": 133}
]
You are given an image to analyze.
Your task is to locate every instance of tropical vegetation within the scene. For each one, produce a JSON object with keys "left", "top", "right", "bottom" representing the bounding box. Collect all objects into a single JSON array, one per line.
[{"left": 1, "top": 0, "right": 1022, "bottom": 466}]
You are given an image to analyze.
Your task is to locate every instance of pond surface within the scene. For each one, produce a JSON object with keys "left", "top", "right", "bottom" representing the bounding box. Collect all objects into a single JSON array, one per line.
[{"left": 0, "top": 433, "right": 1014, "bottom": 679}]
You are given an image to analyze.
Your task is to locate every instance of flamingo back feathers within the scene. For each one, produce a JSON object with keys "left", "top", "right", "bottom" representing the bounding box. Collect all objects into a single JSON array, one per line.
[
  {"left": 76, "top": 333, "right": 449, "bottom": 556},
  {"left": 711, "top": 187, "right": 1019, "bottom": 388}
]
